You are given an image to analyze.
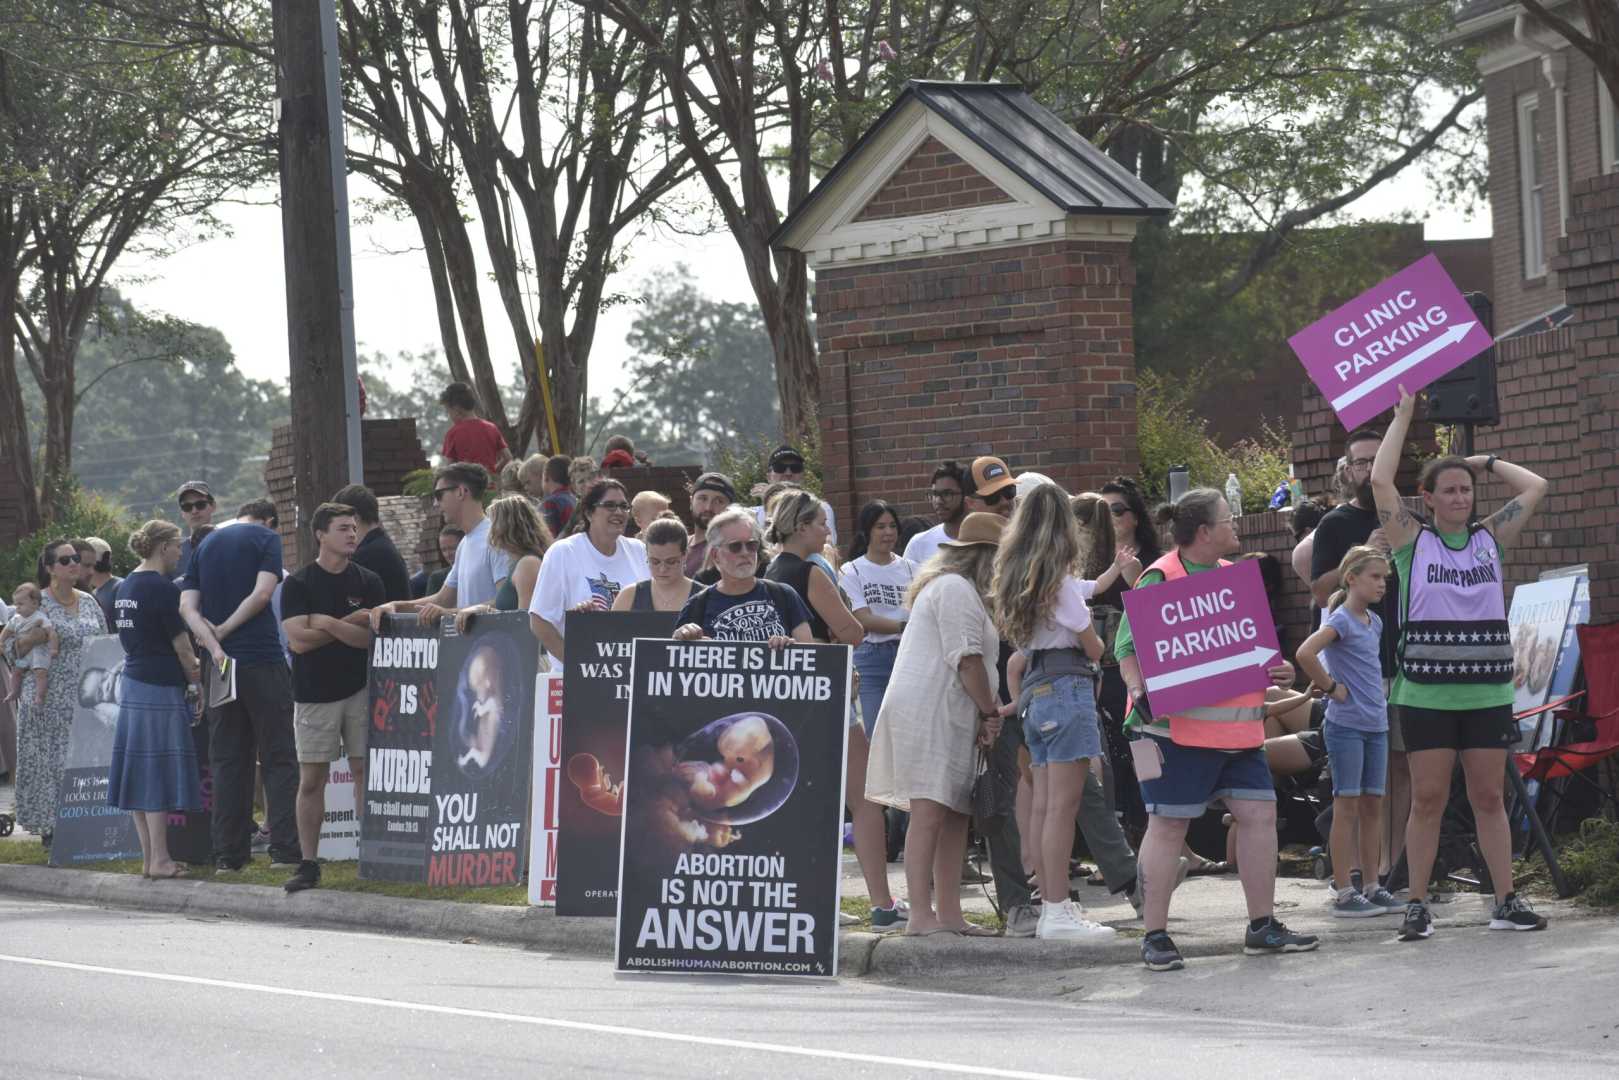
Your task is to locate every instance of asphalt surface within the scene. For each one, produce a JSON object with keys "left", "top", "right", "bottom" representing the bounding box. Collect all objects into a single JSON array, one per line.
[{"left": 3, "top": 894, "right": 1616, "bottom": 1079}]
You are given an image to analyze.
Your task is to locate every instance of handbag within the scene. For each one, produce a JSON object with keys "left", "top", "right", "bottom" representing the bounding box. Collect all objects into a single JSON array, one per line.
[{"left": 970, "top": 744, "right": 1015, "bottom": 834}]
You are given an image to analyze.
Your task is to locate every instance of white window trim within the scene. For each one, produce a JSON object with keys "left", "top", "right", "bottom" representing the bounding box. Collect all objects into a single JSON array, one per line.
[
  {"left": 1518, "top": 92, "right": 1547, "bottom": 280},
  {"left": 1601, "top": 77, "right": 1619, "bottom": 174}
]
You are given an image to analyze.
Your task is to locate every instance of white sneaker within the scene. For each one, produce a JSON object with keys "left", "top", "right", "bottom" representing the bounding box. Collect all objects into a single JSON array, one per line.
[{"left": 1036, "top": 899, "right": 1115, "bottom": 940}]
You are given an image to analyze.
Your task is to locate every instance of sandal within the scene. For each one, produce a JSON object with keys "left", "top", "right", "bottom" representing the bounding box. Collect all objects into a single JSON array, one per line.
[
  {"left": 1186, "top": 858, "right": 1233, "bottom": 876},
  {"left": 149, "top": 865, "right": 189, "bottom": 880},
  {"left": 954, "top": 924, "right": 1001, "bottom": 937},
  {"left": 906, "top": 926, "right": 960, "bottom": 938}
]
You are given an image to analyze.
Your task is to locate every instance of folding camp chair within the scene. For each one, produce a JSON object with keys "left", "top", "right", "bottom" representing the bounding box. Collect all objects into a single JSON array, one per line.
[{"left": 1517, "top": 621, "right": 1619, "bottom": 832}]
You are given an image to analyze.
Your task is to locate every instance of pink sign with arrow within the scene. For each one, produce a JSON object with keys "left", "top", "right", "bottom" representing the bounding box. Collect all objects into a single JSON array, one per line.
[
  {"left": 1288, "top": 253, "right": 1493, "bottom": 430},
  {"left": 1122, "top": 559, "right": 1281, "bottom": 716}
]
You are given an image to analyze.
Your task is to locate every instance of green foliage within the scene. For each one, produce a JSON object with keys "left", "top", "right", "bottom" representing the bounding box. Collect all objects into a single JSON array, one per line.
[
  {"left": 710, "top": 427, "right": 824, "bottom": 504},
  {"left": 1557, "top": 817, "right": 1619, "bottom": 911},
  {"left": 1135, "top": 370, "right": 1289, "bottom": 514},
  {"left": 0, "top": 478, "right": 140, "bottom": 590},
  {"left": 19, "top": 293, "right": 287, "bottom": 519}
]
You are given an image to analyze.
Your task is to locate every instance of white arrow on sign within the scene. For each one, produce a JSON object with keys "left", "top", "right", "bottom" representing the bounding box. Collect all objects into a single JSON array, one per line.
[
  {"left": 1330, "top": 321, "right": 1477, "bottom": 411},
  {"left": 1145, "top": 644, "right": 1277, "bottom": 694}
]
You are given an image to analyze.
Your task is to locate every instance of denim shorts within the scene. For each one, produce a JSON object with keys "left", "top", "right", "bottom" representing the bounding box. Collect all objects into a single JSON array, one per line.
[
  {"left": 1323, "top": 722, "right": 1388, "bottom": 797},
  {"left": 1137, "top": 735, "right": 1274, "bottom": 818},
  {"left": 1022, "top": 674, "right": 1103, "bottom": 767}
]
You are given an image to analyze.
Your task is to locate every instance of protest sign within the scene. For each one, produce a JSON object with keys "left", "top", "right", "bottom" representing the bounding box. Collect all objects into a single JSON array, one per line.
[
  {"left": 426, "top": 611, "right": 536, "bottom": 887},
  {"left": 616, "top": 639, "right": 850, "bottom": 978},
  {"left": 50, "top": 635, "right": 211, "bottom": 867},
  {"left": 359, "top": 616, "right": 440, "bottom": 881},
  {"left": 320, "top": 760, "right": 360, "bottom": 861},
  {"left": 1289, "top": 254, "right": 1492, "bottom": 430},
  {"left": 1508, "top": 576, "right": 1590, "bottom": 748},
  {"left": 528, "top": 673, "right": 563, "bottom": 906},
  {"left": 557, "top": 611, "right": 678, "bottom": 915},
  {"left": 1122, "top": 560, "right": 1281, "bottom": 716}
]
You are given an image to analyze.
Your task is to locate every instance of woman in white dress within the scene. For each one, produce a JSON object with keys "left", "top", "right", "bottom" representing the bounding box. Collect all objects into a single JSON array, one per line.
[{"left": 866, "top": 513, "right": 1005, "bottom": 937}]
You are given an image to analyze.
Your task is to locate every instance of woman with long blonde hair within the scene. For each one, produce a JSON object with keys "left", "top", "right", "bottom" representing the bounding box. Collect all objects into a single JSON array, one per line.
[
  {"left": 991, "top": 483, "right": 1112, "bottom": 941},
  {"left": 457, "top": 496, "right": 553, "bottom": 630}
]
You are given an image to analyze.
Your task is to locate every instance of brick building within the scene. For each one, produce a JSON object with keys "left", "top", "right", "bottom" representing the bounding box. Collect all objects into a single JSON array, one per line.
[
  {"left": 773, "top": 81, "right": 1172, "bottom": 530},
  {"left": 1452, "top": 1, "right": 1619, "bottom": 334}
]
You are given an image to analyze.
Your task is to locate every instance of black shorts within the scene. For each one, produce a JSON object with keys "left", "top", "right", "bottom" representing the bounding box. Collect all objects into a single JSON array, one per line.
[{"left": 1399, "top": 704, "right": 1517, "bottom": 753}]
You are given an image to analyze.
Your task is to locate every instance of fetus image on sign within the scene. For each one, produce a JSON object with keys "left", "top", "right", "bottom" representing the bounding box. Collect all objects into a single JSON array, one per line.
[
  {"left": 453, "top": 640, "right": 519, "bottom": 778},
  {"left": 567, "top": 752, "right": 624, "bottom": 817},
  {"left": 628, "top": 712, "right": 800, "bottom": 858}
]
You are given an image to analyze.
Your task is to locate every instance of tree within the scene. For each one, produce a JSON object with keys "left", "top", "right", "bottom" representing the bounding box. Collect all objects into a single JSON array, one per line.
[
  {"left": 2, "top": 0, "right": 269, "bottom": 520},
  {"left": 19, "top": 291, "right": 288, "bottom": 518},
  {"left": 584, "top": 1, "right": 1483, "bottom": 433},
  {"left": 604, "top": 265, "right": 780, "bottom": 452}
]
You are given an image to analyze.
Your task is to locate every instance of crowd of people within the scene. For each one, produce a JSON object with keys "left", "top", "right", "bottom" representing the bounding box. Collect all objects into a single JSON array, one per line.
[{"left": 0, "top": 378, "right": 1553, "bottom": 968}]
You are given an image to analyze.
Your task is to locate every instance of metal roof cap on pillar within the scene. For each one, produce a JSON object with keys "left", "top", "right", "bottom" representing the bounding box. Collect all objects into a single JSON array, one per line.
[{"left": 772, "top": 80, "right": 1172, "bottom": 252}]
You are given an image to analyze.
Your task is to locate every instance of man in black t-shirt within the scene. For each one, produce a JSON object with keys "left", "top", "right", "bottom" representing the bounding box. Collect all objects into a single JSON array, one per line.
[
  {"left": 334, "top": 484, "right": 412, "bottom": 602},
  {"left": 279, "top": 502, "right": 385, "bottom": 892},
  {"left": 1308, "top": 426, "right": 1409, "bottom": 884}
]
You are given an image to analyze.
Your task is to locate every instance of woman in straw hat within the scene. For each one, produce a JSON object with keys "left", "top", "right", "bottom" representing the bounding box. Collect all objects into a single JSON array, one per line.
[{"left": 865, "top": 512, "right": 1007, "bottom": 937}]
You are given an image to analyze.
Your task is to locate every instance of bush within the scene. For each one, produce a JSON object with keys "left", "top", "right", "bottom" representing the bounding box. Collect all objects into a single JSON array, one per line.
[
  {"left": 1135, "top": 370, "right": 1291, "bottom": 514},
  {"left": 710, "top": 428, "right": 822, "bottom": 503},
  {"left": 0, "top": 480, "right": 141, "bottom": 590},
  {"left": 1559, "top": 817, "right": 1619, "bottom": 910}
]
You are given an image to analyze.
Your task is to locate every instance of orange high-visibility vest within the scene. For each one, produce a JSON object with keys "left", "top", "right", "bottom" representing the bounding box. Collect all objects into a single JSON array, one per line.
[{"left": 1134, "top": 549, "right": 1268, "bottom": 751}]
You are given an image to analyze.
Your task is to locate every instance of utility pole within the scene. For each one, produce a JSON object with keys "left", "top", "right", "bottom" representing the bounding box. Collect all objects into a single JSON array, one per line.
[{"left": 272, "top": 0, "right": 363, "bottom": 561}]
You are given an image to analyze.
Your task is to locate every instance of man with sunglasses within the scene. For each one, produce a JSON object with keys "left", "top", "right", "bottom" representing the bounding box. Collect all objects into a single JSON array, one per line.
[
  {"left": 750, "top": 445, "right": 837, "bottom": 545},
  {"left": 903, "top": 461, "right": 969, "bottom": 567},
  {"left": 964, "top": 456, "right": 1018, "bottom": 518},
  {"left": 173, "top": 481, "right": 216, "bottom": 579},
  {"left": 373, "top": 463, "right": 494, "bottom": 629}
]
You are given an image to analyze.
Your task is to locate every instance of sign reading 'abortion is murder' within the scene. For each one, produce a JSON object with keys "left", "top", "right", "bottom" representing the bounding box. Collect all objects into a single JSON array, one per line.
[
  {"left": 1289, "top": 254, "right": 1492, "bottom": 431},
  {"left": 1122, "top": 559, "right": 1281, "bottom": 716}
]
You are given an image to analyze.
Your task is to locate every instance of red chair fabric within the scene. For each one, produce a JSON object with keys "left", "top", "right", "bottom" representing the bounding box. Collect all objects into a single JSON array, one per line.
[{"left": 1516, "top": 622, "right": 1619, "bottom": 788}]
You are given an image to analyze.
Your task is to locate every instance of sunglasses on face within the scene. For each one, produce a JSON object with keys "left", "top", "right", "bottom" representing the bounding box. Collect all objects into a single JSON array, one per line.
[
  {"left": 982, "top": 488, "right": 1015, "bottom": 505},
  {"left": 772, "top": 462, "right": 805, "bottom": 475},
  {"left": 720, "top": 539, "right": 761, "bottom": 555},
  {"left": 55, "top": 553, "right": 82, "bottom": 566},
  {"left": 431, "top": 486, "right": 460, "bottom": 502},
  {"left": 179, "top": 500, "right": 211, "bottom": 513},
  {"left": 1108, "top": 503, "right": 1131, "bottom": 517},
  {"left": 595, "top": 500, "right": 631, "bottom": 513}
]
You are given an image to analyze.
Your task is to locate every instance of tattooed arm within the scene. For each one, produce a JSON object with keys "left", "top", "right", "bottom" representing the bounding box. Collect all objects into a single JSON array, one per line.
[
  {"left": 1471, "top": 456, "right": 1548, "bottom": 550},
  {"left": 1371, "top": 386, "right": 1423, "bottom": 551}
]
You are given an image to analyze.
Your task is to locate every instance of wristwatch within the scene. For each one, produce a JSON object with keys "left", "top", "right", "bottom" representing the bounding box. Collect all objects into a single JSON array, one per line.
[{"left": 1485, "top": 455, "right": 1497, "bottom": 474}]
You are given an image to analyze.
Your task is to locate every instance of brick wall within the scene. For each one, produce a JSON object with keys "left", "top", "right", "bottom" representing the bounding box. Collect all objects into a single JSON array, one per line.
[
  {"left": 265, "top": 417, "right": 431, "bottom": 566},
  {"left": 1483, "top": 42, "right": 1612, "bottom": 333},
  {"left": 1558, "top": 172, "right": 1619, "bottom": 623},
  {"left": 852, "top": 136, "right": 1013, "bottom": 222},
  {"left": 815, "top": 238, "right": 1141, "bottom": 531}
]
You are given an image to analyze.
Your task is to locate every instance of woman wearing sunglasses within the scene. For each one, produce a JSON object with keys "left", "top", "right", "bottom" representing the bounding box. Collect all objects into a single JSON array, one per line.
[
  {"left": 11, "top": 539, "right": 110, "bottom": 846},
  {"left": 528, "top": 479, "right": 649, "bottom": 665}
]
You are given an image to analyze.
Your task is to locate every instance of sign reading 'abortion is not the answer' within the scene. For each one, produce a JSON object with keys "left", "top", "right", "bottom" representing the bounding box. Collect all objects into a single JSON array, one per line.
[
  {"left": 1289, "top": 254, "right": 1492, "bottom": 431},
  {"left": 1122, "top": 559, "right": 1281, "bottom": 716}
]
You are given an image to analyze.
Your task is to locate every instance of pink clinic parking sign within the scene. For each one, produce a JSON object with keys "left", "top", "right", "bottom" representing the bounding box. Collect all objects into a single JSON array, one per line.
[
  {"left": 1288, "top": 254, "right": 1493, "bottom": 431},
  {"left": 1122, "top": 560, "right": 1281, "bottom": 716}
]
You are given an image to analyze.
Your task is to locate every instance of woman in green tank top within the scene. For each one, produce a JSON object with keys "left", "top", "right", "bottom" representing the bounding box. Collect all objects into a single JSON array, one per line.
[{"left": 456, "top": 497, "right": 552, "bottom": 631}]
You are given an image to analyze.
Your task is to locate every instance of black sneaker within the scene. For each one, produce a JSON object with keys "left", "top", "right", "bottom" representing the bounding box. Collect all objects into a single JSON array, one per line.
[
  {"left": 214, "top": 859, "right": 248, "bottom": 875},
  {"left": 1397, "top": 900, "right": 1434, "bottom": 941},
  {"left": 1489, "top": 893, "right": 1547, "bottom": 932},
  {"left": 1243, "top": 917, "right": 1320, "bottom": 956},
  {"left": 1141, "top": 930, "right": 1184, "bottom": 972},
  {"left": 283, "top": 860, "right": 320, "bottom": 894}
]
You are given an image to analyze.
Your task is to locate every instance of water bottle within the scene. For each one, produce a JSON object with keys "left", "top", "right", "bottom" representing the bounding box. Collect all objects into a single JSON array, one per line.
[
  {"left": 1289, "top": 471, "right": 1306, "bottom": 508},
  {"left": 1168, "top": 464, "right": 1190, "bottom": 503},
  {"left": 1225, "top": 472, "right": 1243, "bottom": 514}
]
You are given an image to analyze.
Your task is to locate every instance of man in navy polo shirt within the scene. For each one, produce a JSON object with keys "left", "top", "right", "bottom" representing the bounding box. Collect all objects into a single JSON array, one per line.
[{"left": 180, "top": 498, "right": 301, "bottom": 871}]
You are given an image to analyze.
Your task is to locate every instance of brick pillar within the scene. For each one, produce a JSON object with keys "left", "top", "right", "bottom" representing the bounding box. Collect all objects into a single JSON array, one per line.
[
  {"left": 1557, "top": 173, "right": 1619, "bottom": 623},
  {"left": 815, "top": 239, "right": 1141, "bottom": 531}
]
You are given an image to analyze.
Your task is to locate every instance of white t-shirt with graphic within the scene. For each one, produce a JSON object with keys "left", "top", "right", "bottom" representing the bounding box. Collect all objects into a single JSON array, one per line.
[
  {"left": 838, "top": 555, "right": 916, "bottom": 644},
  {"left": 529, "top": 532, "right": 648, "bottom": 632}
]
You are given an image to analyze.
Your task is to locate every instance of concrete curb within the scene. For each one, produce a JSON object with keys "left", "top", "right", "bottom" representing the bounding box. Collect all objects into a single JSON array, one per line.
[{"left": 3, "top": 863, "right": 1595, "bottom": 980}]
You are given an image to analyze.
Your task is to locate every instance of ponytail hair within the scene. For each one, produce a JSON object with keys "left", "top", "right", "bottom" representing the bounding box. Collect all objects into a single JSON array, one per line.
[
  {"left": 1327, "top": 545, "right": 1389, "bottom": 612},
  {"left": 1153, "top": 487, "right": 1225, "bottom": 549}
]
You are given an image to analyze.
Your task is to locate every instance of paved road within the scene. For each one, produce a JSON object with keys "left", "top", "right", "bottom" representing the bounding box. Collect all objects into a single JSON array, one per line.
[{"left": 2, "top": 895, "right": 1614, "bottom": 1079}]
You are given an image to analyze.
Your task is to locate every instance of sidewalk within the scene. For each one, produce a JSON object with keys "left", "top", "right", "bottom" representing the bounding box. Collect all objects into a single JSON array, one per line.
[{"left": 0, "top": 836, "right": 1594, "bottom": 980}]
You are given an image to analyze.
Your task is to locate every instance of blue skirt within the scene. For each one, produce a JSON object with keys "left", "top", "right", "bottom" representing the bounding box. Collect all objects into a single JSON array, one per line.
[{"left": 108, "top": 677, "right": 203, "bottom": 813}]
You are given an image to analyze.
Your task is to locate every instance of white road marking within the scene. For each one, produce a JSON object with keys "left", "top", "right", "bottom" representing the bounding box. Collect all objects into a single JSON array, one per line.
[{"left": 0, "top": 952, "right": 1089, "bottom": 1080}]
